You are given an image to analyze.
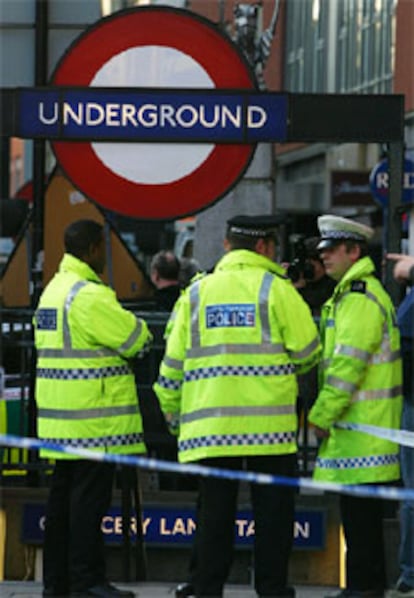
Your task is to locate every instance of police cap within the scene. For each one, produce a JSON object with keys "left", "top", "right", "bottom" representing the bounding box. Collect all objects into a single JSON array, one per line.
[
  {"left": 226, "top": 214, "right": 283, "bottom": 239},
  {"left": 317, "top": 215, "right": 374, "bottom": 250}
]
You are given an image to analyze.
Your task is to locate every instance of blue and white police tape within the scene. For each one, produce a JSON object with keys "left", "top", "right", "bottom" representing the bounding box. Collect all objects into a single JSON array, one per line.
[
  {"left": 336, "top": 422, "right": 414, "bottom": 447},
  {"left": 1, "top": 433, "right": 414, "bottom": 501}
]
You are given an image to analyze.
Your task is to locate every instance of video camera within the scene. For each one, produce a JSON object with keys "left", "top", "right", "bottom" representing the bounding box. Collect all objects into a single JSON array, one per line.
[{"left": 287, "top": 237, "right": 315, "bottom": 283}]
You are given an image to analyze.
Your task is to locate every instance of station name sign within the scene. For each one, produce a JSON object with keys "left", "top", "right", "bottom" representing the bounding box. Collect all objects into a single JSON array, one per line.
[
  {"left": 17, "top": 88, "right": 288, "bottom": 143},
  {"left": 22, "top": 504, "right": 325, "bottom": 549}
]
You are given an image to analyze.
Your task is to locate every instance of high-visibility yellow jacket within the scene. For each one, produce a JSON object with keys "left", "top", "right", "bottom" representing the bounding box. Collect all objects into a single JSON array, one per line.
[
  {"left": 34, "top": 254, "right": 152, "bottom": 459},
  {"left": 308, "top": 256, "right": 402, "bottom": 484},
  {"left": 153, "top": 249, "right": 321, "bottom": 463}
]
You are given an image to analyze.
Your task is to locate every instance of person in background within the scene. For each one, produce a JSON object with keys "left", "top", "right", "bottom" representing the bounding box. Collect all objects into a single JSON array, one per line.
[
  {"left": 154, "top": 214, "right": 321, "bottom": 598},
  {"left": 294, "top": 237, "right": 337, "bottom": 318},
  {"left": 308, "top": 216, "right": 403, "bottom": 598},
  {"left": 179, "top": 257, "right": 202, "bottom": 289},
  {"left": 150, "top": 250, "right": 181, "bottom": 311},
  {"left": 34, "top": 220, "right": 152, "bottom": 598},
  {"left": 292, "top": 238, "right": 337, "bottom": 448},
  {"left": 386, "top": 253, "right": 414, "bottom": 598}
]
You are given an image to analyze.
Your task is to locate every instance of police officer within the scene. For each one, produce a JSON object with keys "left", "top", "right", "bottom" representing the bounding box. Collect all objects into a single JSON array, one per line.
[
  {"left": 154, "top": 214, "right": 321, "bottom": 598},
  {"left": 34, "top": 220, "right": 153, "bottom": 598},
  {"left": 308, "top": 215, "right": 403, "bottom": 598}
]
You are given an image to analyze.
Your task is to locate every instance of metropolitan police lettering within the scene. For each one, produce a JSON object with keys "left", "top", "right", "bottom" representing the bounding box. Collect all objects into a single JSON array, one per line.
[{"left": 206, "top": 304, "right": 255, "bottom": 328}]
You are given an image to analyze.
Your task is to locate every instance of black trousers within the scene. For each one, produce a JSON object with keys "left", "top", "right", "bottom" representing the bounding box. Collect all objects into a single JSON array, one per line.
[
  {"left": 43, "top": 459, "right": 115, "bottom": 593},
  {"left": 340, "top": 489, "right": 388, "bottom": 592},
  {"left": 193, "top": 454, "right": 296, "bottom": 597}
]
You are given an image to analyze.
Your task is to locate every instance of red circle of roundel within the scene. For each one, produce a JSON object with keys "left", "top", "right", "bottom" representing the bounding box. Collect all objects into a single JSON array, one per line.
[{"left": 51, "top": 6, "right": 257, "bottom": 220}]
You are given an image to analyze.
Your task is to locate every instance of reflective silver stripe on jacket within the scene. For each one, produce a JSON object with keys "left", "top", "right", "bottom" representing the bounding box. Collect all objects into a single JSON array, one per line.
[
  {"left": 37, "top": 347, "right": 118, "bottom": 358},
  {"left": 118, "top": 317, "right": 144, "bottom": 353},
  {"left": 333, "top": 343, "right": 400, "bottom": 365},
  {"left": 289, "top": 336, "right": 320, "bottom": 361},
  {"left": 163, "top": 356, "right": 184, "bottom": 369},
  {"left": 63, "top": 280, "right": 89, "bottom": 349},
  {"left": 38, "top": 404, "right": 139, "bottom": 419},
  {"left": 259, "top": 272, "right": 273, "bottom": 343},
  {"left": 181, "top": 404, "right": 295, "bottom": 424},
  {"left": 325, "top": 375, "right": 357, "bottom": 393},
  {"left": 187, "top": 343, "right": 286, "bottom": 358},
  {"left": 351, "top": 385, "right": 403, "bottom": 402}
]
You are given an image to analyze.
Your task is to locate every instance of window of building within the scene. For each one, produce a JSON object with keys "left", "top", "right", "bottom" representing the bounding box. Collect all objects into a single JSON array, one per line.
[
  {"left": 284, "top": 0, "right": 395, "bottom": 94},
  {"left": 336, "top": 0, "right": 395, "bottom": 93},
  {"left": 285, "top": 0, "right": 328, "bottom": 92}
]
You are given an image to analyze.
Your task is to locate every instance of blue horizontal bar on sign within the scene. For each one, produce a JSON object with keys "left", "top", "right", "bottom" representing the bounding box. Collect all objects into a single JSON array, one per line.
[
  {"left": 17, "top": 88, "right": 288, "bottom": 142},
  {"left": 21, "top": 504, "right": 325, "bottom": 549}
]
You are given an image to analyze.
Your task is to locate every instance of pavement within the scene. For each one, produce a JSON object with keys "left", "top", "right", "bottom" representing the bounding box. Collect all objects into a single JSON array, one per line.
[{"left": 0, "top": 581, "right": 338, "bottom": 597}]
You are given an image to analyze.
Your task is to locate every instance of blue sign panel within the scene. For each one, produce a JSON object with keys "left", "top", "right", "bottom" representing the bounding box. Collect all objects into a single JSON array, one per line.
[
  {"left": 206, "top": 304, "right": 256, "bottom": 328},
  {"left": 369, "top": 157, "right": 414, "bottom": 207},
  {"left": 18, "top": 88, "right": 288, "bottom": 143},
  {"left": 22, "top": 504, "right": 325, "bottom": 550}
]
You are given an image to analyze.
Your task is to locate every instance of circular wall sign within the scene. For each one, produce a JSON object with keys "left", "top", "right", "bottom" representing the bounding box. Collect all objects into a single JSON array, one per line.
[{"left": 51, "top": 6, "right": 257, "bottom": 219}]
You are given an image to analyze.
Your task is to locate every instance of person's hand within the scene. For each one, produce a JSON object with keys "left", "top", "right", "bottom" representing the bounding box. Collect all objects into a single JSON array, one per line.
[
  {"left": 312, "top": 425, "right": 330, "bottom": 439},
  {"left": 387, "top": 253, "right": 414, "bottom": 284}
]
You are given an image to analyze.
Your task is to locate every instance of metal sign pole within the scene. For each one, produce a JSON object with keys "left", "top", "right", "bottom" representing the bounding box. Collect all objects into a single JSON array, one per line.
[
  {"left": 386, "top": 140, "right": 405, "bottom": 306},
  {"left": 28, "top": 0, "right": 49, "bottom": 459}
]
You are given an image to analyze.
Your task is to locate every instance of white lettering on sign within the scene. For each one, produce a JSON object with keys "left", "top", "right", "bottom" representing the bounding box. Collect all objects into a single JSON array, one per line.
[
  {"left": 38, "top": 101, "right": 267, "bottom": 131},
  {"left": 294, "top": 521, "right": 310, "bottom": 539},
  {"left": 101, "top": 515, "right": 149, "bottom": 535},
  {"left": 159, "top": 517, "right": 196, "bottom": 536},
  {"left": 375, "top": 172, "right": 414, "bottom": 191},
  {"left": 235, "top": 519, "right": 256, "bottom": 537}
]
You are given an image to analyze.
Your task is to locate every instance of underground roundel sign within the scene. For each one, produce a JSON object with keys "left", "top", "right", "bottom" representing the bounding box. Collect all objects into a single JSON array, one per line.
[{"left": 51, "top": 6, "right": 257, "bottom": 220}]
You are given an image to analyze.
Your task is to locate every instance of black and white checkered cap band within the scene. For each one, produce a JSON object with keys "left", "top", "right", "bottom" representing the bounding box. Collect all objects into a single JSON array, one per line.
[
  {"left": 229, "top": 226, "right": 276, "bottom": 238},
  {"left": 321, "top": 231, "right": 366, "bottom": 241}
]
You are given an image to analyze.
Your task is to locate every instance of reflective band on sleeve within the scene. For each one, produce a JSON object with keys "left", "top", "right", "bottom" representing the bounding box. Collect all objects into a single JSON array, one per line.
[
  {"left": 289, "top": 336, "right": 320, "bottom": 360},
  {"left": 118, "top": 317, "right": 143, "bottom": 353},
  {"left": 325, "top": 375, "right": 357, "bottom": 393},
  {"left": 163, "top": 356, "right": 184, "bottom": 369},
  {"left": 352, "top": 385, "right": 403, "bottom": 402}
]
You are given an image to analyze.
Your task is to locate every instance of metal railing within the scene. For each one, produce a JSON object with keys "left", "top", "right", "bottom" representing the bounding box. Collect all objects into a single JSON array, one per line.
[{"left": 0, "top": 307, "right": 318, "bottom": 486}]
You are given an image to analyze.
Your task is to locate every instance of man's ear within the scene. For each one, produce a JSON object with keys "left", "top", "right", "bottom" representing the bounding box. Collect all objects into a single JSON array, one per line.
[
  {"left": 255, "top": 238, "right": 267, "bottom": 256},
  {"left": 223, "top": 238, "right": 231, "bottom": 252},
  {"left": 350, "top": 244, "right": 362, "bottom": 262}
]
